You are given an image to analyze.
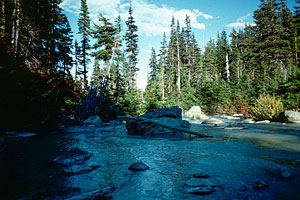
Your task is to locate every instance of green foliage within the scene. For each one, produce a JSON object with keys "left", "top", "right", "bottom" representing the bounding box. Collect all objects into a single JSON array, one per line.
[{"left": 250, "top": 95, "right": 284, "bottom": 121}]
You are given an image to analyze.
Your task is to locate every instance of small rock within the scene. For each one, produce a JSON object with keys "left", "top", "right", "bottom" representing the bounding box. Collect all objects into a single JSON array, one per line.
[
  {"left": 224, "top": 123, "right": 247, "bottom": 130},
  {"left": 256, "top": 120, "right": 270, "bottom": 124},
  {"left": 128, "top": 162, "right": 149, "bottom": 171},
  {"left": 83, "top": 116, "right": 102, "bottom": 124},
  {"left": 188, "top": 186, "right": 215, "bottom": 195},
  {"left": 241, "top": 119, "right": 255, "bottom": 124},
  {"left": 280, "top": 171, "right": 292, "bottom": 180},
  {"left": 184, "top": 178, "right": 217, "bottom": 188},
  {"left": 202, "top": 118, "right": 223, "bottom": 125},
  {"left": 193, "top": 173, "right": 210, "bottom": 178},
  {"left": 253, "top": 181, "right": 268, "bottom": 190}
]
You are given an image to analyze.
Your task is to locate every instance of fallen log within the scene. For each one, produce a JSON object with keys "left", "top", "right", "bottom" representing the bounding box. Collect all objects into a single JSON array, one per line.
[{"left": 119, "top": 116, "right": 212, "bottom": 138}]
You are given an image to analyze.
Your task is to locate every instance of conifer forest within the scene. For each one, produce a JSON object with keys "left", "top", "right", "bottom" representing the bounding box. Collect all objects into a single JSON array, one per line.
[{"left": 0, "top": 0, "right": 300, "bottom": 130}]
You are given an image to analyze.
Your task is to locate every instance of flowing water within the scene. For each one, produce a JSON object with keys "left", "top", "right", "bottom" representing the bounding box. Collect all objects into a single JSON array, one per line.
[{"left": 0, "top": 119, "right": 300, "bottom": 199}]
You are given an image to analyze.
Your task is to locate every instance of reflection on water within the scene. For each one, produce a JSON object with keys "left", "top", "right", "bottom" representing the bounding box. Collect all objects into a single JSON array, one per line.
[{"left": 0, "top": 121, "right": 300, "bottom": 199}]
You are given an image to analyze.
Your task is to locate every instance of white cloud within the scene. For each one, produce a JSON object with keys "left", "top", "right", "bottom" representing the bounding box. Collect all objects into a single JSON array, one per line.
[
  {"left": 227, "top": 13, "right": 252, "bottom": 29},
  {"left": 141, "top": 48, "right": 151, "bottom": 54},
  {"left": 227, "top": 22, "right": 248, "bottom": 28},
  {"left": 61, "top": 0, "right": 212, "bottom": 36}
]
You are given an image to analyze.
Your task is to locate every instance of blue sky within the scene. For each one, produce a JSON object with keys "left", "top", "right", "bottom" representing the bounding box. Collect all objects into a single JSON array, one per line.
[{"left": 61, "top": 0, "right": 297, "bottom": 90}]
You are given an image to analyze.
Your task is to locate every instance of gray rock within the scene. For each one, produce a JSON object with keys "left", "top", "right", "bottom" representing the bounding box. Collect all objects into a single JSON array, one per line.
[
  {"left": 126, "top": 117, "right": 190, "bottom": 135},
  {"left": 253, "top": 181, "right": 268, "bottom": 190},
  {"left": 141, "top": 106, "right": 182, "bottom": 119},
  {"left": 6, "top": 132, "right": 36, "bottom": 138},
  {"left": 62, "top": 164, "right": 100, "bottom": 175},
  {"left": 202, "top": 118, "right": 223, "bottom": 124},
  {"left": 83, "top": 116, "right": 102, "bottom": 124},
  {"left": 184, "top": 106, "right": 202, "bottom": 119},
  {"left": 278, "top": 111, "right": 300, "bottom": 123},
  {"left": 128, "top": 162, "right": 149, "bottom": 171},
  {"left": 280, "top": 171, "right": 292, "bottom": 180},
  {"left": 53, "top": 148, "right": 92, "bottom": 166}
]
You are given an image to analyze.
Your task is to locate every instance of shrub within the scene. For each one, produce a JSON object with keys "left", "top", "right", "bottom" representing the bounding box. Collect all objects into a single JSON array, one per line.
[{"left": 250, "top": 95, "right": 284, "bottom": 121}]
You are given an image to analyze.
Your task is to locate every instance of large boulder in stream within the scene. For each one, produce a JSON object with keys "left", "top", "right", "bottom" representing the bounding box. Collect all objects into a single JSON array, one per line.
[
  {"left": 184, "top": 106, "right": 208, "bottom": 120},
  {"left": 125, "top": 107, "right": 191, "bottom": 135},
  {"left": 141, "top": 106, "right": 182, "bottom": 119},
  {"left": 83, "top": 115, "right": 102, "bottom": 124}
]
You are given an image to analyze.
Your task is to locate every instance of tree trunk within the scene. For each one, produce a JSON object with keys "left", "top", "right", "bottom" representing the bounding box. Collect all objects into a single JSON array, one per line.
[
  {"left": 176, "top": 30, "right": 181, "bottom": 95},
  {"left": 11, "top": 0, "right": 20, "bottom": 55},
  {"left": 0, "top": 0, "right": 5, "bottom": 35},
  {"left": 226, "top": 53, "right": 230, "bottom": 82},
  {"left": 161, "top": 65, "right": 165, "bottom": 104}
]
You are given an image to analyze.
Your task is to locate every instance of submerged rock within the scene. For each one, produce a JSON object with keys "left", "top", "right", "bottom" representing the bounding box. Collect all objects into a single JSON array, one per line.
[
  {"left": 253, "top": 181, "right": 268, "bottom": 190},
  {"left": 62, "top": 164, "right": 100, "bottom": 175},
  {"left": 188, "top": 186, "right": 216, "bottom": 195},
  {"left": 128, "top": 162, "right": 149, "bottom": 171},
  {"left": 185, "top": 178, "right": 218, "bottom": 195},
  {"left": 53, "top": 148, "right": 92, "bottom": 166},
  {"left": 6, "top": 132, "right": 37, "bottom": 138},
  {"left": 193, "top": 173, "right": 210, "bottom": 179},
  {"left": 280, "top": 171, "right": 292, "bottom": 180},
  {"left": 67, "top": 186, "right": 115, "bottom": 200},
  {"left": 224, "top": 123, "right": 247, "bottom": 130},
  {"left": 83, "top": 116, "right": 102, "bottom": 124},
  {"left": 202, "top": 118, "right": 223, "bottom": 125}
]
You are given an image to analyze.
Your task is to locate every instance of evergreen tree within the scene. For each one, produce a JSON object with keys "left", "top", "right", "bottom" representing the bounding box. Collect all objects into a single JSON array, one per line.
[
  {"left": 78, "top": 0, "right": 90, "bottom": 87},
  {"left": 124, "top": 3, "right": 139, "bottom": 89}
]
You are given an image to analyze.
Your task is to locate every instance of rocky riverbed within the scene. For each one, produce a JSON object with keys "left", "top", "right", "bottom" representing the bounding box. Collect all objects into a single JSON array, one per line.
[{"left": 1, "top": 116, "right": 300, "bottom": 199}]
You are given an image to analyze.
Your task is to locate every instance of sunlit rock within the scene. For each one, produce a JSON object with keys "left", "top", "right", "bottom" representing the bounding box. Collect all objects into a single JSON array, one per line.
[
  {"left": 256, "top": 120, "right": 270, "bottom": 124},
  {"left": 277, "top": 111, "right": 300, "bottom": 123},
  {"left": 184, "top": 106, "right": 204, "bottom": 119},
  {"left": 241, "top": 119, "right": 255, "bottom": 123}
]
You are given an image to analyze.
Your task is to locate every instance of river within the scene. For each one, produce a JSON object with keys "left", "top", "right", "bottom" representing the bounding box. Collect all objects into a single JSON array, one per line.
[{"left": 0, "top": 118, "right": 300, "bottom": 199}]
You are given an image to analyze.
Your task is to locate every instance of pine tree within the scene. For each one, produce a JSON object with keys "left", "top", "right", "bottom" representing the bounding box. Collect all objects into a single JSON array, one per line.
[
  {"left": 124, "top": 2, "right": 139, "bottom": 90},
  {"left": 158, "top": 32, "right": 168, "bottom": 104},
  {"left": 78, "top": 0, "right": 90, "bottom": 87}
]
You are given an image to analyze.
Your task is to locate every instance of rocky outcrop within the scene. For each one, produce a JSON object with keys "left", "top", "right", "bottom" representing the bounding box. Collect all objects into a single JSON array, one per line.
[
  {"left": 277, "top": 111, "right": 300, "bottom": 123},
  {"left": 141, "top": 106, "right": 182, "bottom": 119},
  {"left": 83, "top": 115, "right": 102, "bottom": 124},
  {"left": 125, "top": 107, "right": 191, "bottom": 135}
]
